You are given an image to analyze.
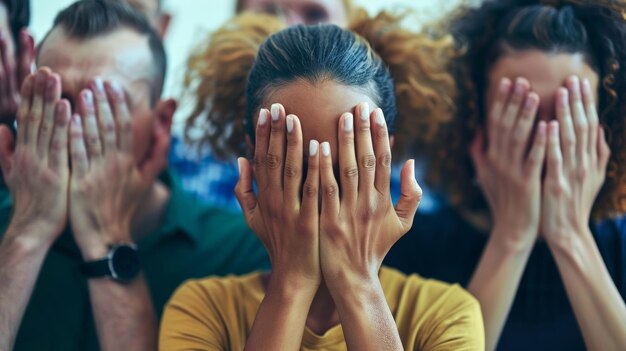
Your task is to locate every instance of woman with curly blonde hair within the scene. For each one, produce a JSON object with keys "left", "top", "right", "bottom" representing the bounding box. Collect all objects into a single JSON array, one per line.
[
  {"left": 159, "top": 13, "right": 481, "bottom": 351},
  {"left": 387, "top": 1, "right": 626, "bottom": 350}
]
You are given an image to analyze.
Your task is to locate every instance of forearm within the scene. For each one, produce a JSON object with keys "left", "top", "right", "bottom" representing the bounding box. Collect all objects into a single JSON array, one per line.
[
  {"left": 549, "top": 230, "right": 626, "bottom": 350},
  {"left": 467, "top": 230, "right": 534, "bottom": 351},
  {"left": 332, "top": 276, "right": 403, "bottom": 351},
  {"left": 245, "top": 275, "right": 315, "bottom": 351},
  {"left": 88, "top": 274, "right": 157, "bottom": 351},
  {"left": 0, "top": 229, "right": 50, "bottom": 350}
]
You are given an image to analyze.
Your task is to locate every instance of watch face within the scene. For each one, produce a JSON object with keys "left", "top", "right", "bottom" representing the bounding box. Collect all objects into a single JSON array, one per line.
[{"left": 110, "top": 245, "right": 140, "bottom": 282}]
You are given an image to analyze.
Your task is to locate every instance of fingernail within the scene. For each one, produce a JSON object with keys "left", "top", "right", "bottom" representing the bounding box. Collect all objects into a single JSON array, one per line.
[
  {"left": 237, "top": 158, "right": 242, "bottom": 175},
  {"left": 583, "top": 79, "right": 591, "bottom": 94},
  {"left": 84, "top": 90, "right": 93, "bottom": 105},
  {"left": 286, "top": 115, "right": 294, "bottom": 133},
  {"left": 271, "top": 104, "right": 280, "bottom": 121},
  {"left": 375, "top": 108, "right": 385, "bottom": 126},
  {"left": 309, "top": 140, "right": 318, "bottom": 156},
  {"left": 514, "top": 78, "right": 525, "bottom": 94},
  {"left": 499, "top": 78, "right": 511, "bottom": 94},
  {"left": 344, "top": 113, "right": 353, "bottom": 132},
  {"left": 537, "top": 121, "right": 547, "bottom": 136},
  {"left": 321, "top": 142, "right": 330, "bottom": 156},
  {"left": 110, "top": 80, "right": 124, "bottom": 99},
  {"left": 360, "top": 103, "right": 369, "bottom": 121},
  {"left": 258, "top": 109, "right": 268, "bottom": 126},
  {"left": 72, "top": 114, "right": 81, "bottom": 125},
  {"left": 524, "top": 93, "right": 536, "bottom": 109},
  {"left": 47, "top": 76, "right": 56, "bottom": 89},
  {"left": 94, "top": 77, "right": 104, "bottom": 93}
]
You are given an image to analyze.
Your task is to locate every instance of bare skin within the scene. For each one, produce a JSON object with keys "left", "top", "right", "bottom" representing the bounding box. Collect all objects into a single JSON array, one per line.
[
  {"left": 125, "top": 0, "right": 171, "bottom": 38},
  {"left": 239, "top": 0, "right": 348, "bottom": 26},
  {"left": 467, "top": 50, "right": 626, "bottom": 350},
  {"left": 0, "top": 26, "right": 176, "bottom": 351},
  {"left": 235, "top": 80, "right": 422, "bottom": 350}
]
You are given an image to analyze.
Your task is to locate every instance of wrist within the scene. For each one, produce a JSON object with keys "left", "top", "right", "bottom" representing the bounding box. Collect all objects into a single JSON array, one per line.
[
  {"left": 77, "top": 229, "right": 134, "bottom": 261},
  {"left": 1, "top": 228, "right": 52, "bottom": 257},
  {"left": 490, "top": 224, "right": 537, "bottom": 254},
  {"left": 267, "top": 272, "right": 318, "bottom": 303},
  {"left": 3, "top": 220, "right": 57, "bottom": 251},
  {"left": 330, "top": 275, "right": 385, "bottom": 311}
]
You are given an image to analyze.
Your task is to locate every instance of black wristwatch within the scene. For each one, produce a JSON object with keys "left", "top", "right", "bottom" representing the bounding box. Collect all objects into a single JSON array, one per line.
[{"left": 81, "top": 244, "right": 141, "bottom": 283}]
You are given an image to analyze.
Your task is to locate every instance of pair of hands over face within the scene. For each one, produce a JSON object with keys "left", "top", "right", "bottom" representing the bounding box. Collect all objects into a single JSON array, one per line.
[
  {"left": 235, "top": 103, "right": 423, "bottom": 294},
  {"left": 471, "top": 76, "right": 611, "bottom": 250},
  {"left": 0, "top": 68, "right": 166, "bottom": 260}
]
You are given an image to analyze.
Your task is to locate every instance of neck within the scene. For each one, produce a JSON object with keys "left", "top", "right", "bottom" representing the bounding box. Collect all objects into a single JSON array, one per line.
[
  {"left": 130, "top": 180, "right": 171, "bottom": 240},
  {"left": 306, "top": 280, "right": 340, "bottom": 335}
]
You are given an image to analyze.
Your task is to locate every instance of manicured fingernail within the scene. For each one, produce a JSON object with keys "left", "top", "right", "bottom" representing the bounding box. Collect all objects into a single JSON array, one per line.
[
  {"left": 499, "top": 78, "right": 511, "bottom": 94},
  {"left": 72, "top": 114, "right": 81, "bottom": 125},
  {"left": 360, "top": 103, "right": 369, "bottom": 121},
  {"left": 258, "top": 109, "right": 268, "bottom": 126},
  {"left": 375, "top": 108, "right": 385, "bottom": 126},
  {"left": 514, "top": 78, "right": 525, "bottom": 94},
  {"left": 559, "top": 88, "right": 568, "bottom": 105},
  {"left": 110, "top": 80, "right": 124, "bottom": 99},
  {"left": 309, "top": 140, "right": 318, "bottom": 156},
  {"left": 286, "top": 115, "right": 294, "bottom": 133},
  {"left": 271, "top": 104, "right": 280, "bottom": 121},
  {"left": 237, "top": 158, "right": 242, "bottom": 175},
  {"left": 94, "top": 77, "right": 104, "bottom": 93},
  {"left": 583, "top": 79, "right": 591, "bottom": 94},
  {"left": 537, "top": 121, "right": 547, "bottom": 137},
  {"left": 321, "top": 142, "right": 330, "bottom": 156},
  {"left": 344, "top": 113, "right": 353, "bottom": 132},
  {"left": 524, "top": 93, "right": 537, "bottom": 110},
  {"left": 83, "top": 90, "right": 93, "bottom": 105}
]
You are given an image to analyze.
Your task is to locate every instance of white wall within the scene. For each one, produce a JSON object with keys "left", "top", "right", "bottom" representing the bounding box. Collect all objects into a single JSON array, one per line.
[{"left": 30, "top": 0, "right": 460, "bottom": 128}]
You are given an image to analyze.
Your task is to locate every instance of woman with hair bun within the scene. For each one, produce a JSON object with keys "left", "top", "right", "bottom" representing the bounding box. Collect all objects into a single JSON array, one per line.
[
  {"left": 159, "top": 13, "right": 482, "bottom": 351},
  {"left": 387, "top": 1, "right": 626, "bottom": 350}
]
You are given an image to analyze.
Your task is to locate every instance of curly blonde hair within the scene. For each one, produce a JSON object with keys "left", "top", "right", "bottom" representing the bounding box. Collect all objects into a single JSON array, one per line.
[
  {"left": 430, "top": 0, "right": 626, "bottom": 219},
  {"left": 182, "top": 10, "right": 455, "bottom": 159}
]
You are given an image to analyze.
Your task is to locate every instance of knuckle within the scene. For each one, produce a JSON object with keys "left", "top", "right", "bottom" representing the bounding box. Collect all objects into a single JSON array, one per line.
[
  {"left": 324, "top": 184, "right": 338, "bottom": 198},
  {"left": 360, "top": 202, "right": 378, "bottom": 221},
  {"left": 376, "top": 126, "right": 388, "bottom": 140},
  {"left": 266, "top": 153, "right": 282, "bottom": 170},
  {"left": 378, "top": 152, "right": 392, "bottom": 168},
  {"left": 360, "top": 154, "right": 376, "bottom": 170},
  {"left": 253, "top": 155, "right": 264, "bottom": 169},
  {"left": 284, "top": 162, "right": 300, "bottom": 179},
  {"left": 343, "top": 166, "right": 359, "bottom": 179},
  {"left": 304, "top": 182, "right": 318, "bottom": 198}
]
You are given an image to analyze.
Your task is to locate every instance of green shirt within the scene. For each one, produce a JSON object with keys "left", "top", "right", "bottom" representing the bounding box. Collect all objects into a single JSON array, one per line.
[{"left": 0, "top": 170, "right": 269, "bottom": 351}]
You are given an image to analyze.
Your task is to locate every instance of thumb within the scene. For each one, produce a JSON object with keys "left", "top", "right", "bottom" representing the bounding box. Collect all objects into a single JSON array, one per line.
[
  {"left": 235, "top": 157, "right": 258, "bottom": 216},
  {"left": 0, "top": 125, "right": 15, "bottom": 180},
  {"left": 395, "top": 159, "right": 422, "bottom": 231}
]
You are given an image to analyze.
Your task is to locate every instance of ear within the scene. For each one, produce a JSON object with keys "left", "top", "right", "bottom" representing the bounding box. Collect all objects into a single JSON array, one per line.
[
  {"left": 0, "top": 125, "right": 16, "bottom": 181},
  {"left": 139, "top": 98, "right": 176, "bottom": 179},
  {"left": 389, "top": 135, "right": 395, "bottom": 150},
  {"left": 158, "top": 13, "right": 172, "bottom": 39}
]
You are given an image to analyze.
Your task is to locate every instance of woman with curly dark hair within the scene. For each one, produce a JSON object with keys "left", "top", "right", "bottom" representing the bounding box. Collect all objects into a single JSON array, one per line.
[{"left": 386, "top": 0, "right": 626, "bottom": 350}]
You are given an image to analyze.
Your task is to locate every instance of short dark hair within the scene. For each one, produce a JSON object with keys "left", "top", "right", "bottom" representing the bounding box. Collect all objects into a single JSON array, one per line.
[
  {"left": 42, "top": 0, "right": 166, "bottom": 104},
  {"left": 2, "top": 0, "right": 30, "bottom": 47}
]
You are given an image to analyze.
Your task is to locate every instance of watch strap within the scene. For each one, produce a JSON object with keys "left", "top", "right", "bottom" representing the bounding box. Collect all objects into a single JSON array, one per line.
[{"left": 81, "top": 258, "right": 112, "bottom": 278}]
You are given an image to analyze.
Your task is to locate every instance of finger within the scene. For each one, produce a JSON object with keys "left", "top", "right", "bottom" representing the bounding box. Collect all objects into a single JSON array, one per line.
[
  {"left": 556, "top": 88, "right": 576, "bottom": 170},
  {"left": 283, "top": 114, "right": 303, "bottom": 207},
  {"left": 70, "top": 114, "right": 89, "bottom": 178},
  {"left": 524, "top": 121, "right": 547, "bottom": 177},
  {"left": 597, "top": 126, "right": 611, "bottom": 171},
  {"left": 49, "top": 100, "right": 70, "bottom": 172},
  {"left": 0, "top": 30, "right": 9, "bottom": 109},
  {"left": 253, "top": 108, "right": 270, "bottom": 192},
  {"left": 372, "top": 108, "right": 392, "bottom": 195},
  {"left": 497, "top": 78, "right": 528, "bottom": 155},
  {"left": 320, "top": 141, "right": 339, "bottom": 218},
  {"left": 0, "top": 125, "right": 15, "bottom": 179},
  {"left": 355, "top": 102, "right": 375, "bottom": 194},
  {"left": 267, "top": 103, "right": 286, "bottom": 192},
  {"left": 338, "top": 112, "right": 358, "bottom": 208},
  {"left": 17, "top": 30, "right": 34, "bottom": 86},
  {"left": 567, "top": 76, "right": 588, "bottom": 168},
  {"left": 26, "top": 69, "right": 48, "bottom": 150},
  {"left": 16, "top": 74, "right": 34, "bottom": 146},
  {"left": 546, "top": 121, "right": 563, "bottom": 181},
  {"left": 38, "top": 73, "right": 61, "bottom": 159},
  {"left": 301, "top": 140, "right": 320, "bottom": 220},
  {"left": 510, "top": 92, "right": 539, "bottom": 164},
  {"left": 487, "top": 78, "right": 512, "bottom": 143},
  {"left": 394, "top": 159, "right": 422, "bottom": 232},
  {"left": 0, "top": 29, "right": 17, "bottom": 112},
  {"left": 582, "top": 78, "right": 599, "bottom": 158},
  {"left": 235, "top": 157, "right": 259, "bottom": 224},
  {"left": 105, "top": 80, "right": 133, "bottom": 152},
  {"left": 79, "top": 89, "right": 102, "bottom": 160},
  {"left": 90, "top": 78, "right": 116, "bottom": 154}
]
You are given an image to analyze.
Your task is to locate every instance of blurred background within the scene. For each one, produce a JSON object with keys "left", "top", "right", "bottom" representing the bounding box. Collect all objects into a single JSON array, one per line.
[{"left": 30, "top": 0, "right": 462, "bottom": 128}]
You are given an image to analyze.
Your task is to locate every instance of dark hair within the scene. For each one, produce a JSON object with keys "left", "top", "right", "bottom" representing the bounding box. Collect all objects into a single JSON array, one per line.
[
  {"left": 42, "top": 0, "right": 166, "bottom": 104},
  {"left": 244, "top": 23, "right": 396, "bottom": 139},
  {"left": 431, "top": 0, "right": 626, "bottom": 219},
  {"left": 183, "top": 12, "right": 455, "bottom": 159},
  {"left": 2, "top": 0, "right": 30, "bottom": 47}
]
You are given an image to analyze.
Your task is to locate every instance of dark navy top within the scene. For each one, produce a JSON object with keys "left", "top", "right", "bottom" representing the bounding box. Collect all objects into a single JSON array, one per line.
[{"left": 385, "top": 205, "right": 626, "bottom": 351}]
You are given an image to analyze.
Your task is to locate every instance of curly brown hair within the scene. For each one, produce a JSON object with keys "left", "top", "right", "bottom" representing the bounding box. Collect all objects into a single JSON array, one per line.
[
  {"left": 182, "top": 9, "right": 455, "bottom": 160},
  {"left": 429, "top": 0, "right": 626, "bottom": 219}
]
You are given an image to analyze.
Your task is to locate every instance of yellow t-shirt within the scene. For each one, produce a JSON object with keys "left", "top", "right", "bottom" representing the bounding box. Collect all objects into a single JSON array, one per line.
[{"left": 160, "top": 267, "right": 484, "bottom": 350}]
